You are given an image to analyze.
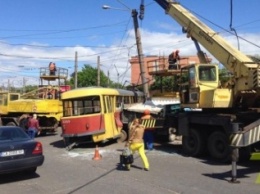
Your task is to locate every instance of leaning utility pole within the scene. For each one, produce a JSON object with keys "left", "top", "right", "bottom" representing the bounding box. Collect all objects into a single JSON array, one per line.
[{"left": 132, "top": 9, "right": 150, "bottom": 99}]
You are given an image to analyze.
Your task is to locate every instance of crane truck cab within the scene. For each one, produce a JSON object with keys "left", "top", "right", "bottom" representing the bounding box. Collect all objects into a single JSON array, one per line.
[{"left": 179, "top": 63, "right": 232, "bottom": 108}]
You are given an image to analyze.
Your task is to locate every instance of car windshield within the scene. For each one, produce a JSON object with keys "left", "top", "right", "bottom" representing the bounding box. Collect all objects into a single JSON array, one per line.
[{"left": 0, "top": 127, "right": 30, "bottom": 141}]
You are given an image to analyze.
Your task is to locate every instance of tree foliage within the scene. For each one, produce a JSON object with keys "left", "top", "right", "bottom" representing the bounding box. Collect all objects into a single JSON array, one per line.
[
  {"left": 150, "top": 67, "right": 232, "bottom": 92},
  {"left": 70, "top": 64, "right": 122, "bottom": 88},
  {"left": 69, "top": 64, "right": 108, "bottom": 88},
  {"left": 150, "top": 75, "right": 179, "bottom": 92},
  {"left": 219, "top": 67, "right": 231, "bottom": 86}
]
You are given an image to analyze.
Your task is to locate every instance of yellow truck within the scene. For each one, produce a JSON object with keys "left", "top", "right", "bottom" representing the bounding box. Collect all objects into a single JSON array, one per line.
[
  {"left": 151, "top": 0, "right": 260, "bottom": 162},
  {"left": 0, "top": 67, "right": 70, "bottom": 135}
]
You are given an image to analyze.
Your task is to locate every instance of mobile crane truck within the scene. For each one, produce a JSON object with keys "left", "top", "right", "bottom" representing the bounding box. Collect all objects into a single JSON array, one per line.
[{"left": 150, "top": 0, "right": 260, "bottom": 162}]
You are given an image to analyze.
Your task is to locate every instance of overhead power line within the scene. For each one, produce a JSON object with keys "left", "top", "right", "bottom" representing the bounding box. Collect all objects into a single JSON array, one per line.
[{"left": 0, "top": 20, "right": 129, "bottom": 40}]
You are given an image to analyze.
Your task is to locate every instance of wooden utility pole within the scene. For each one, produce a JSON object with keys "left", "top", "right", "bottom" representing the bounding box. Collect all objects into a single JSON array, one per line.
[
  {"left": 97, "top": 56, "right": 100, "bottom": 86},
  {"left": 132, "top": 9, "right": 150, "bottom": 99},
  {"left": 74, "top": 51, "right": 78, "bottom": 89},
  {"left": 107, "top": 70, "right": 110, "bottom": 87},
  {"left": 23, "top": 78, "right": 25, "bottom": 94}
]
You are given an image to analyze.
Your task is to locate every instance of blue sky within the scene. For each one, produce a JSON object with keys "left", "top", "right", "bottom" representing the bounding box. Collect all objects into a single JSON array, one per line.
[{"left": 0, "top": 0, "right": 259, "bottom": 87}]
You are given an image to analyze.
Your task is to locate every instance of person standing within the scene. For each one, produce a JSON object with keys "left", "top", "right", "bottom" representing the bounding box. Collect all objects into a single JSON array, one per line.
[
  {"left": 141, "top": 109, "right": 154, "bottom": 150},
  {"left": 168, "top": 49, "right": 180, "bottom": 70},
  {"left": 18, "top": 114, "right": 29, "bottom": 132},
  {"left": 125, "top": 118, "right": 149, "bottom": 171},
  {"left": 27, "top": 114, "right": 40, "bottom": 139},
  {"left": 49, "top": 62, "right": 57, "bottom": 75}
]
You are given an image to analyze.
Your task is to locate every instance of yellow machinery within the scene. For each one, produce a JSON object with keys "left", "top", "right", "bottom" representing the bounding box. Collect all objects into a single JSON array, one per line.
[
  {"left": 151, "top": 0, "right": 260, "bottom": 162},
  {"left": 0, "top": 67, "right": 69, "bottom": 134}
]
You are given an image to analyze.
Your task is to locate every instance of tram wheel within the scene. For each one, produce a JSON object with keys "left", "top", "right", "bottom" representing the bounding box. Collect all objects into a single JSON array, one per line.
[{"left": 63, "top": 137, "right": 70, "bottom": 147}]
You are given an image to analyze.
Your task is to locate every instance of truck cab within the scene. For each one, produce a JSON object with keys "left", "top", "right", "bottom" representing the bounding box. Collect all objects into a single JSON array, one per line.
[{"left": 179, "top": 63, "right": 232, "bottom": 108}]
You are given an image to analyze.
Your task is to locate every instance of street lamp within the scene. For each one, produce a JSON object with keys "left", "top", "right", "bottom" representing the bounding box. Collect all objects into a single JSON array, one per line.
[
  {"left": 102, "top": 5, "right": 129, "bottom": 11},
  {"left": 102, "top": 4, "right": 150, "bottom": 99}
]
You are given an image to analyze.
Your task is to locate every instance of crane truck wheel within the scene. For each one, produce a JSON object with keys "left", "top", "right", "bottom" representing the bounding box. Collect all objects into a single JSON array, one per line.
[
  {"left": 207, "top": 131, "right": 230, "bottom": 162},
  {"left": 182, "top": 129, "right": 205, "bottom": 156}
]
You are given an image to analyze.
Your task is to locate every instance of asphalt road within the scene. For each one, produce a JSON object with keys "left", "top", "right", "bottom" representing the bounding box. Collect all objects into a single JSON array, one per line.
[{"left": 0, "top": 128, "right": 260, "bottom": 194}]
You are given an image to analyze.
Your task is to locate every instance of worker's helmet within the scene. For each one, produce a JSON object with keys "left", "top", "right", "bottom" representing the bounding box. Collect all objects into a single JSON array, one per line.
[{"left": 144, "top": 109, "right": 150, "bottom": 115}]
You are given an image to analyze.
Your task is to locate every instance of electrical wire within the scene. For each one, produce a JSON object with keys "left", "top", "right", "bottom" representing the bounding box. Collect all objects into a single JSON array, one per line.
[
  {"left": 0, "top": 21, "right": 129, "bottom": 40},
  {"left": 182, "top": 4, "right": 260, "bottom": 49}
]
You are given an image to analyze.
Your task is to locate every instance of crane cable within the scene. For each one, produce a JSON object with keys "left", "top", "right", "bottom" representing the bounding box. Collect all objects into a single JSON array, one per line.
[{"left": 229, "top": 0, "right": 240, "bottom": 50}]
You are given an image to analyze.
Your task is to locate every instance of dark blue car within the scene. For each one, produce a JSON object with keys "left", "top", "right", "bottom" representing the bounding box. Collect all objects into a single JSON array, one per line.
[{"left": 0, "top": 126, "right": 44, "bottom": 174}]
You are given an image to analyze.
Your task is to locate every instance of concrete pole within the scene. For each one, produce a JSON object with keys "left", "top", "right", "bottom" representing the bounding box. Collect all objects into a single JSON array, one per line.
[
  {"left": 74, "top": 51, "right": 78, "bottom": 89},
  {"left": 97, "top": 56, "right": 100, "bottom": 86},
  {"left": 132, "top": 9, "right": 150, "bottom": 99}
]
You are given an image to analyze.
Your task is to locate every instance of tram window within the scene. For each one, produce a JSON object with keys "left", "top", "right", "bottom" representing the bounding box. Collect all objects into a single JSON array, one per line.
[
  {"left": 82, "top": 96, "right": 101, "bottom": 115},
  {"left": 116, "top": 96, "right": 123, "bottom": 108},
  {"left": 92, "top": 98, "right": 101, "bottom": 113},
  {"left": 73, "top": 101, "right": 79, "bottom": 115},
  {"left": 124, "top": 96, "right": 130, "bottom": 104},
  {"left": 63, "top": 95, "right": 101, "bottom": 116},
  {"left": 63, "top": 101, "right": 73, "bottom": 116}
]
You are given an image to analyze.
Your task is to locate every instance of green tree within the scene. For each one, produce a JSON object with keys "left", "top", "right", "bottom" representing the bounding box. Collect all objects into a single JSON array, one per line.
[
  {"left": 24, "top": 85, "right": 38, "bottom": 93},
  {"left": 70, "top": 64, "right": 122, "bottom": 88},
  {"left": 150, "top": 75, "right": 178, "bottom": 92},
  {"left": 219, "top": 67, "right": 232, "bottom": 87}
]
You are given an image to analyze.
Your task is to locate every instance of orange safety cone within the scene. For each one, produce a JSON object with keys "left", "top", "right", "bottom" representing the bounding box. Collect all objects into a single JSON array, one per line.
[{"left": 92, "top": 145, "right": 102, "bottom": 160}]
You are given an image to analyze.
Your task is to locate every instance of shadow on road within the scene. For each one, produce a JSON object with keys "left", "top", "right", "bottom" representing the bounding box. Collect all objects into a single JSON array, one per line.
[
  {"left": 49, "top": 138, "right": 119, "bottom": 150},
  {"left": 50, "top": 139, "right": 65, "bottom": 148},
  {"left": 202, "top": 160, "right": 260, "bottom": 182},
  {"left": 0, "top": 172, "right": 40, "bottom": 184}
]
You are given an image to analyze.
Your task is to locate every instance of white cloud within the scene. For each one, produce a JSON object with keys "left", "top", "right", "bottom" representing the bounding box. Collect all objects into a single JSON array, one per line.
[{"left": 0, "top": 29, "right": 260, "bottom": 88}]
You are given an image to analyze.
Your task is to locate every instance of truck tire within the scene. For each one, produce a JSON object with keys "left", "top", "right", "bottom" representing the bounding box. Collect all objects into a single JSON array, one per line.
[
  {"left": 182, "top": 129, "right": 205, "bottom": 156},
  {"left": 207, "top": 131, "right": 230, "bottom": 161}
]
